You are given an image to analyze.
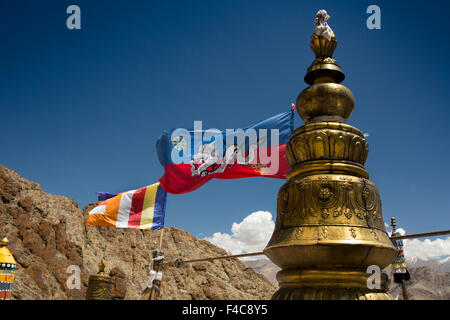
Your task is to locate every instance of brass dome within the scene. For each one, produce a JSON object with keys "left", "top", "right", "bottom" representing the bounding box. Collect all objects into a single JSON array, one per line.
[{"left": 296, "top": 83, "right": 354, "bottom": 124}]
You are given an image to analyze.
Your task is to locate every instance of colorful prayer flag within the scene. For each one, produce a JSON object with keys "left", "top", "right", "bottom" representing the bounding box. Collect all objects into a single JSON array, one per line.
[
  {"left": 96, "top": 192, "right": 117, "bottom": 202},
  {"left": 87, "top": 182, "right": 167, "bottom": 230},
  {"left": 156, "top": 110, "right": 294, "bottom": 194}
]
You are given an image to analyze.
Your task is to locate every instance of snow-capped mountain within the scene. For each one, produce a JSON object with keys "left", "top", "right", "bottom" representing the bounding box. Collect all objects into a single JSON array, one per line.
[{"left": 407, "top": 256, "right": 450, "bottom": 272}]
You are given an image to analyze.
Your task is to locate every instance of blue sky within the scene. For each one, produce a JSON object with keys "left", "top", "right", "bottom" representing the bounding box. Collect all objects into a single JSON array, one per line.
[{"left": 1, "top": 0, "right": 449, "bottom": 243}]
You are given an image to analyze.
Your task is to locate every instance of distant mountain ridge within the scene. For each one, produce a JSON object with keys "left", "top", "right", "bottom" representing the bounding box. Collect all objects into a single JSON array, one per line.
[
  {"left": 406, "top": 256, "right": 450, "bottom": 272},
  {"left": 388, "top": 266, "right": 450, "bottom": 300}
]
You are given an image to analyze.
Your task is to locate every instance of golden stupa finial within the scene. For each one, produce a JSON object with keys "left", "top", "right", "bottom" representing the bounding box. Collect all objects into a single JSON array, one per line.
[
  {"left": 311, "top": 9, "right": 337, "bottom": 59},
  {"left": 0, "top": 237, "right": 8, "bottom": 246},
  {"left": 297, "top": 9, "right": 353, "bottom": 124},
  {"left": 304, "top": 9, "right": 344, "bottom": 86},
  {"left": 98, "top": 259, "right": 106, "bottom": 274},
  {"left": 391, "top": 217, "right": 397, "bottom": 231}
]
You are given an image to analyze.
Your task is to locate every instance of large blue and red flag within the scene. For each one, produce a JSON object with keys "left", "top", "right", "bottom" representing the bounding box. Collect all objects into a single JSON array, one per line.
[{"left": 156, "top": 110, "right": 294, "bottom": 194}]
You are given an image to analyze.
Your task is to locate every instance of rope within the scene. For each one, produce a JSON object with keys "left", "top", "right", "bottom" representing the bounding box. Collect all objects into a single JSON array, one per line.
[
  {"left": 168, "top": 251, "right": 265, "bottom": 266},
  {"left": 390, "top": 230, "right": 450, "bottom": 240}
]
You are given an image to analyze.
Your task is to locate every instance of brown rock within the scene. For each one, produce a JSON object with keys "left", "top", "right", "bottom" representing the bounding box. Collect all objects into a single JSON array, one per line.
[
  {"left": 110, "top": 266, "right": 126, "bottom": 278},
  {"left": 38, "top": 220, "right": 54, "bottom": 242},
  {"left": 193, "top": 263, "right": 208, "bottom": 272},
  {"left": 3, "top": 180, "right": 20, "bottom": 196},
  {"left": 0, "top": 190, "right": 14, "bottom": 203},
  {"left": 13, "top": 250, "right": 33, "bottom": 268},
  {"left": 19, "top": 197, "right": 33, "bottom": 212},
  {"left": 22, "top": 229, "right": 44, "bottom": 256},
  {"left": 8, "top": 206, "right": 24, "bottom": 219},
  {"left": 16, "top": 213, "right": 31, "bottom": 238},
  {"left": 66, "top": 242, "right": 83, "bottom": 266},
  {"left": 110, "top": 266, "right": 127, "bottom": 299},
  {"left": 24, "top": 264, "right": 50, "bottom": 295}
]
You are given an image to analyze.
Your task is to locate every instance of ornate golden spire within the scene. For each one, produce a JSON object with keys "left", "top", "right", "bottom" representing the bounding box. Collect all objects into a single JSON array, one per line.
[
  {"left": 264, "top": 10, "right": 397, "bottom": 300},
  {"left": 298, "top": 9, "right": 354, "bottom": 124}
]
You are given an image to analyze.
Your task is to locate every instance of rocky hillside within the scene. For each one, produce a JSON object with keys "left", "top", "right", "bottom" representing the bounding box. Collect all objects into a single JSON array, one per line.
[
  {"left": 246, "top": 259, "right": 450, "bottom": 300},
  {"left": 0, "top": 164, "right": 276, "bottom": 300}
]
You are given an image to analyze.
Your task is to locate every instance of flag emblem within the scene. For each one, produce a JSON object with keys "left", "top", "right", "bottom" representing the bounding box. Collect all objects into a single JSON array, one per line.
[{"left": 172, "top": 136, "right": 186, "bottom": 151}]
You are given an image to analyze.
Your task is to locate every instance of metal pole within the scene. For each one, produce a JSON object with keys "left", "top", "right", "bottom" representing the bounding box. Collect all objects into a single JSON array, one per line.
[
  {"left": 401, "top": 281, "right": 409, "bottom": 300},
  {"left": 171, "top": 251, "right": 265, "bottom": 265},
  {"left": 159, "top": 228, "right": 164, "bottom": 249},
  {"left": 390, "top": 230, "right": 450, "bottom": 240}
]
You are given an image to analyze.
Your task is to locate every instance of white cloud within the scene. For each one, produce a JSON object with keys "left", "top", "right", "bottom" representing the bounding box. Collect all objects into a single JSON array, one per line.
[
  {"left": 403, "top": 237, "right": 450, "bottom": 260},
  {"left": 387, "top": 224, "right": 450, "bottom": 260},
  {"left": 204, "top": 211, "right": 275, "bottom": 259},
  {"left": 363, "top": 132, "right": 370, "bottom": 138}
]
